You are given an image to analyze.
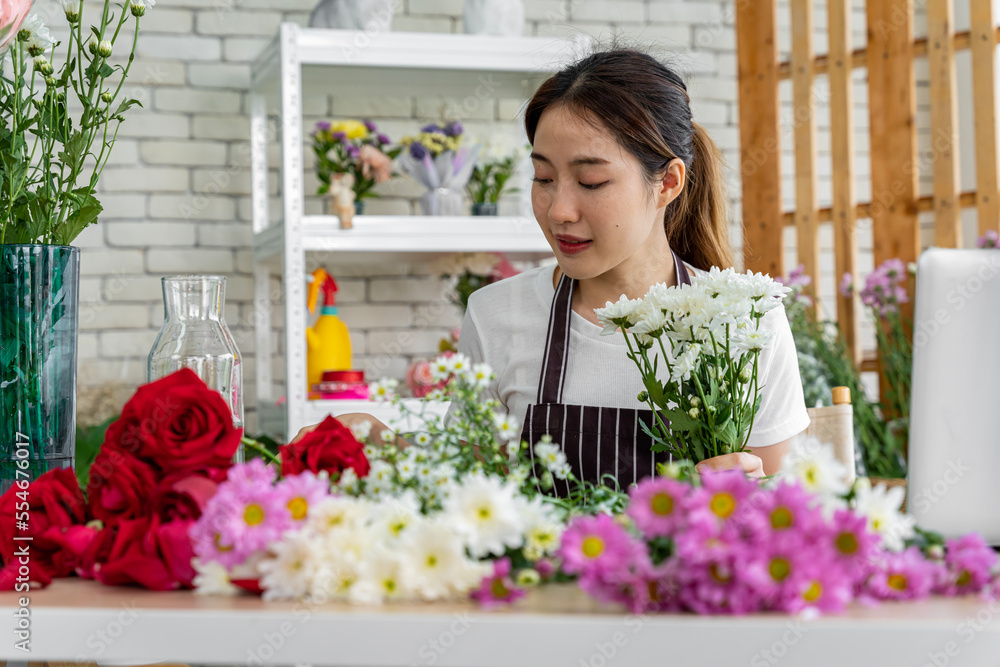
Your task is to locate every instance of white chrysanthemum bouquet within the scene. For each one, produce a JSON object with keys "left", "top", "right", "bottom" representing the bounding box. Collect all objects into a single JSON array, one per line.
[{"left": 594, "top": 267, "right": 791, "bottom": 464}]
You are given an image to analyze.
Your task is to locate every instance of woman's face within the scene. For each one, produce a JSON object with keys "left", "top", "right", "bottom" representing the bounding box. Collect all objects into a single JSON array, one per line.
[{"left": 530, "top": 104, "right": 676, "bottom": 281}]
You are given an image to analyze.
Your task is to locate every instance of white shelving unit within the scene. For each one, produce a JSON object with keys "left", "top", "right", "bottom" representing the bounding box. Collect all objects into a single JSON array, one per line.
[{"left": 249, "top": 24, "right": 583, "bottom": 440}]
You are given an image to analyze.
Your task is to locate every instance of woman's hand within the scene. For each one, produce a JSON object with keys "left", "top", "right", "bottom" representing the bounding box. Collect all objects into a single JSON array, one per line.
[
  {"left": 695, "top": 452, "right": 765, "bottom": 478},
  {"left": 290, "top": 412, "right": 390, "bottom": 444}
]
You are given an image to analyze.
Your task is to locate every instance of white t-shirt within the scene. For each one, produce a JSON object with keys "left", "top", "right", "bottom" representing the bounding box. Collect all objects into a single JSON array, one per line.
[{"left": 456, "top": 263, "right": 810, "bottom": 449}]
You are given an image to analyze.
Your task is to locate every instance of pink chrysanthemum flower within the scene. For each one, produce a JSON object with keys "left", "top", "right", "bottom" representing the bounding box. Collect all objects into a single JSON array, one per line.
[
  {"left": 753, "top": 480, "right": 825, "bottom": 539},
  {"left": 865, "top": 547, "right": 938, "bottom": 601},
  {"left": 685, "top": 469, "right": 757, "bottom": 528},
  {"left": 827, "top": 508, "right": 882, "bottom": 586},
  {"left": 558, "top": 514, "right": 640, "bottom": 579},
  {"left": 935, "top": 533, "right": 999, "bottom": 596},
  {"left": 275, "top": 471, "right": 331, "bottom": 523},
  {"left": 677, "top": 551, "right": 760, "bottom": 615},
  {"left": 790, "top": 559, "right": 854, "bottom": 615},
  {"left": 743, "top": 532, "right": 818, "bottom": 611},
  {"left": 627, "top": 477, "right": 690, "bottom": 538},
  {"left": 225, "top": 458, "right": 277, "bottom": 489},
  {"left": 471, "top": 557, "right": 525, "bottom": 609},
  {"left": 191, "top": 482, "right": 292, "bottom": 568}
]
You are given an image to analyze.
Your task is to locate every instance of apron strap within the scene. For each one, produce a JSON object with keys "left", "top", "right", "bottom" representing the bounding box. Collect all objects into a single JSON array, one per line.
[{"left": 536, "top": 249, "right": 693, "bottom": 406}]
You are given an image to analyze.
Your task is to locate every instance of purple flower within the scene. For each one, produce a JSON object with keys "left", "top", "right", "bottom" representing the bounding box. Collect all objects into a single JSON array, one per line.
[
  {"left": 827, "top": 507, "right": 882, "bottom": 586},
  {"left": 471, "top": 558, "right": 525, "bottom": 609},
  {"left": 685, "top": 469, "right": 757, "bottom": 528},
  {"left": 839, "top": 272, "right": 854, "bottom": 298},
  {"left": 315, "top": 121, "right": 331, "bottom": 132},
  {"left": 864, "top": 546, "right": 939, "bottom": 601},
  {"left": 856, "top": 258, "right": 911, "bottom": 316},
  {"left": 363, "top": 119, "right": 377, "bottom": 132},
  {"left": 627, "top": 477, "right": 690, "bottom": 538},
  {"left": 558, "top": 513, "right": 641, "bottom": 580},
  {"left": 377, "top": 133, "right": 390, "bottom": 145},
  {"left": 977, "top": 230, "right": 999, "bottom": 248},
  {"left": 753, "top": 479, "right": 826, "bottom": 537},
  {"left": 778, "top": 264, "right": 813, "bottom": 289},
  {"left": 409, "top": 141, "right": 428, "bottom": 160},
  {"left": 275, "top": 471, "right": 331, "bottom": 523},
  {"left": 444, "top": 120, "right": 463, "bottom": 137},
  {"left": 332, "top": 131, "right": 347, "bottom": 142},
  {"left": 346, "top": 145, "right": 360, "bottom": 159},
  {"left": 421, "top": 122, "right": 442, "bottom": 134},
  {"left": 934, "top": 533, "right": 998, "bottom": 596}
]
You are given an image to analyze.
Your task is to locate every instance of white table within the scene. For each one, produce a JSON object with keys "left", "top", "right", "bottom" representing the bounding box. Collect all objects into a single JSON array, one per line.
[{"left": 3, "top": 579, "right": 1000, "bottom": 666}]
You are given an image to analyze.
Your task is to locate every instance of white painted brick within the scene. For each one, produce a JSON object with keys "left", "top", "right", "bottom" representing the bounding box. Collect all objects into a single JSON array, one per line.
[
  {"left": 101, "top": 167, "right": 189, "bottom": 193},
  {"left": 336, "top": 304, "right": 413, "bottom": 328},
  {"left": 409, "top": 0, "right": 464, "bottom": 15},
  {"left": 150, "top": 194, "right": 236, "bottom": 221},
  {"left": 368, "top": 329, "right": 453, "bottom": 356},
  {"left": 80, "top": 278, "right": 103, "bottom": 302},
  {"left": 105, "top": 221, "right": 198, "bottom": 247},
  {"left": 223, "top": 38, "right": 273, "bottom": 62},
  {"left": 187, "top": 63, "right": 252, "bottom": 90},
  {"left": 98, "top": 194, "right": 147, "bottom": 220},
  {"left": 391, "top": 15, "right": 455, "bottom": 33},
  {"left": 498, "top": 98, "right": 526, "bottom": 122},
  {"left": 525, "top": 1, "right": 569, "bottom": 22},
  {"left": 101, "top": 275, "right": 164, "bottom": 303},
  {"left": 100, "top": 330, "right": 160, "bottom": 358},
  {"left": 369, "top": 276, "right": 448, "bottom": 302},
  {"left": 236, "top": 249, "right": 254, "bottom": 273},
  {"left": 76, "top": 359, "right": 147, "bottom": 386},
  {"left": 196, "top": 10, "right": 282, "bottom": 36},
  {"left": 649, "top": 1, "right": 725, "bottom": 25},
  {"left": 80, "top": 249, "right": 145, "bottom": 276},
  {"left": 130, "top": 60, "right": 188, "bottom": 87},
  {"left": 692, "top": 25, "right": 734, "bottom": 51},
  {"left": 325, "top": 278, "right": 366, "bottom": 304},
  {"left": 356, "top": 355, "right": 410, "bottom": 381},
  {"left": 415, "top": 96, "right": 494, "bottom": 121},
  {"left": 154, "top": 89, "right": 242, "bottom": 114},
  {"left": 138, "top": 35, "right": 222, "bottom": 62},
  {"left": 78, "top": 332, "right": 99, "bottom": 359},
  {"left": 106, "top": 140, "right": 140, "bottom": 166},
  {"left": 197, "top": 223, "right": 253, "bottom": 247},
  {"left": 239, "top": 0, "right": 318, "bottom": 8},
  {"left": 141, "top": 140, "right": 229, "bottom": 167},
  {"left": 193, "top": 115, "right": 251, "bottom": 141},
  {"left": 689, "top": 99, "right": 729, "bottom": 126},
  {"left": 417, "top": 303, "right": 463, "bottom": 329},
  {"left": 146, "top": 8, "right": 195, "bottom": 34},
  {"left": 73, "top": 223, "right": 104, "bottom": 249},
  {"left": 533, "top": 20, "right": 618, "bottom": 40},
  {"left": 630, "top": 22, "right": 690, "bottom": 45},
  {"left": 358, "top": 198, "right": 411, "bottom": 215},
  {"left": 117, "top": 113, "right": 190, "bottom": 139},
  {"left": 78, "top": 303, "right": 150, "bottom": 330},
  {"left": 223, "top": 275, "right": 255, "bottom": 301},
  {"left": 331, "top": 95, "right": 414, "bottom": 118},
  {"left": 192, "top": 167, "right": 253, "bottom": 196},
  {"left": 571, "top": 0, "right": 644, "bottom": 22},
  {"left": 146, "top": 248, "right": 235, "bottom": 273}
]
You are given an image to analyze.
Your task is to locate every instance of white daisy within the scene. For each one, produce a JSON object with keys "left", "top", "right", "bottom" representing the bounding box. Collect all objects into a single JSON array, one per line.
[
  {"left": 192, "top": 559, "right": 239, "bottom": 596},
  {"left": 494, "top": 413, "right": 520, "bottom": 442},
  {"left": 258, "top": 530, "right": 320, "bottom": 601},
  {"left": 369, "top": 378, "right": 398, "bottom": 403},
  {"left": 851, "top": 479, "right": 915, "bottom": 552},
  {"left": 379, "top": 428, "right": 396, "bottom": 444},
  {"left": 442, "top": 474, "right": 525, "bottom": 558},
  {"left": 307, "top": 496, "right": 367, "bottom": 534},
  {"left": 470, "top": 363, "right": 494, "bottom": 389},
  {"left": 20, "top": 15, "right": 54, "bottom": 55},
  {"left": 401, "top": 519, "right": 487, "bottom": 600},
  {"left": 350, "top": 418, "right": 373, "bottom": 441},
  {"left": 780, "top": 435, "right": 850, "bottom": 499}
]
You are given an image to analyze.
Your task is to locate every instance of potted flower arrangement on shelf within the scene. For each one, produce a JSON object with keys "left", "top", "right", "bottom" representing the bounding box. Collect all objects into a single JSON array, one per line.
[
  {"left": 398, "top": 121, "right": 479, "bottom": 216},
  {"left": 466, "top": 136, "right": 527, "bottom": 216},
  {"left": 311, "top": 119, "right": 400, "bottom": 229},
  {"left": 0, "top": 0, "right": 150, "bottom": 490}
]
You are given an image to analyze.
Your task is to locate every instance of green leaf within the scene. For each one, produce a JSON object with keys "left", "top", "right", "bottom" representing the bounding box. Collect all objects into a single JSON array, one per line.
[
  {"left": 661, "top": 407, "right": 698, "bottom": 432},
  {"left": 641, "top": 374, "right": 666, "bottom": 407},
  {"left": 54, "top": 196, "right": 102, "bottom": 246}
]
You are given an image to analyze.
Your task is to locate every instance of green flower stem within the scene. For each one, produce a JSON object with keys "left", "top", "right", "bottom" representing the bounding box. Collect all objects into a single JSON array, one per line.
[{"left": 241, "top": 436, "right": 281, "bottom": 467}]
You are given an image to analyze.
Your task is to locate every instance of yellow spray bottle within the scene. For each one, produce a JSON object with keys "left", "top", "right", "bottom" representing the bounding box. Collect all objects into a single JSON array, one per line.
[{"left": 306, "top": 268, "right": 352, "bottom": 393}]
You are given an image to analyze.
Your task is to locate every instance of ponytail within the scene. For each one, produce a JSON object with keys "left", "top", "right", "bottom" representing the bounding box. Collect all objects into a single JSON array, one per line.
[
  {"left": 665, "top": 122, "right": 733, "bottom": 271},
  {"left": 525, "top": 48, "right": 735, "bottom": 273}
]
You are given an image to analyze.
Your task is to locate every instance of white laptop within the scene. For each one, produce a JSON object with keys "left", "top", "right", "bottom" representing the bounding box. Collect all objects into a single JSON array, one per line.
[{"left": 908, "top": 247, "right": 1000, "bottom": 545}]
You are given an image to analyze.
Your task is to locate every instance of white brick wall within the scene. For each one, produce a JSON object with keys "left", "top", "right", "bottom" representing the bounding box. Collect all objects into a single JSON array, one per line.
[{"left": 45, "top": 0, "right": 746, "bottom": 433}]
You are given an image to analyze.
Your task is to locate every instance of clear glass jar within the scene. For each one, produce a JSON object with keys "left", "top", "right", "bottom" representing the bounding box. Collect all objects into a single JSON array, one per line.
[{"left": 148, "top": 276, "right": 244, "bottom": 431}]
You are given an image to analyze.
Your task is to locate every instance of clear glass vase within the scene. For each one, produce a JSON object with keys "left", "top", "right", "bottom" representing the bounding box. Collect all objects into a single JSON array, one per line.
[
  {"left": 148, "top": 276, "right": 244, "bottom": 432},
  {"left": 420, "top": 187, "right": 465, "bottom": 216}
]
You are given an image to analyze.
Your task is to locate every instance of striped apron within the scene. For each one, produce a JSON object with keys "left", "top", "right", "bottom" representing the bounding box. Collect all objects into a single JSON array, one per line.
[{"left": 520, "top": 250, "right": 692, "bottom": 496}]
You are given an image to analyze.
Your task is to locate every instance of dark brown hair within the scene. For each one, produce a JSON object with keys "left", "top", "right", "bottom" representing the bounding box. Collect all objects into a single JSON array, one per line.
[{"left": 525, "top": 48, "right": 733, "bottom": 271}]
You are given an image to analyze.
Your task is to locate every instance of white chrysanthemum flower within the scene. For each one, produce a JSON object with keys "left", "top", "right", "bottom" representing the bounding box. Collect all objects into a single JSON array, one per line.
[
  {"left": 629, "top": 304, "right": 669, "bottom": 337},
  {"left": 258, "top": 530, "right": 320, "bottom": 601},
  {"left": 372, "top": 494, "right": 420, "bottom": 540},
  {"left": 447, "top": 352, "right": 471, "bottom": 376},
  {"left": 365, "top": 548, "right": 411, "bottom": 602},
  {"left": 350, "top": 418, "right": 373, "bottom": 441},
  {"left": 413, "top": 431, "right": 432, "bottom": 446},
  {"left": 519, "top": 496, "right": 563, "bottom": 558},
  {"left": 192, "top": 559, "right": 239, "bottom": 596},
  {"left": 337, "top": 467, "right": 359, "bottom": 494},
  {"left": 732, "top": 327, "right": 774, "bottom": 353},
  {"left": 534, "top": 440, "right": 570, "bottom": 478},
  {"left": 379, "top": 428, "right": 396, "bottom": 444},
  {"left": 430, "top": 356, "right": 452, "bottom": 382},
  {"left": 307, "top": 496, "right": 367, "bottom": 533},
  {"left": 21, "top": 15, "right": 54, "bottom": 54},
  {"left": 470, "top": 363, "right": 494, "bottom": 388},
  {"left": 851, "top": 480, "right": 915, "bottom": 552},
  {"left": 493, "top": 413, "right": 520, "bottom": 442},
  {"left": 594, "top": 294, "right": 643, "bottom": 335},
  {"left": 399, "top": 519, "right": 469, "bottom": 599},
  {"left": 397, "top": 458, "right": 416, "bottom": 481},
  {"left": 780, "top": 435, "right": 850, "bottom": 499},
  {"left": 369, "top": 378, "right": 398, "bottom": 403},
  {"left": 442, "top": 474, "right": 525, "bottom": 558}
]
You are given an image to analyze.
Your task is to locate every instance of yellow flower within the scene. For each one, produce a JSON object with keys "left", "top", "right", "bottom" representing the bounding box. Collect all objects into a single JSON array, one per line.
[{"left": 330, "top": 119, "right": 369, "bottom": 139}]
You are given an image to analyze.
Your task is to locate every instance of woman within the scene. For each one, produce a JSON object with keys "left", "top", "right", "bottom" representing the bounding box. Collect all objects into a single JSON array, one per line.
[{"left": 295, "top": 48, "right": 810, "bottom": 481}]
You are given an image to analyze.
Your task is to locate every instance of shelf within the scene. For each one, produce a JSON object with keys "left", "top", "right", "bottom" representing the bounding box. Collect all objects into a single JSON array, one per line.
[
  {"left": 258, "top": 397, "right": 450, "bottom": 440},
  {"left": 251, "top": 28, "right": 589, "bottom": 97},
  {"left": 254, "top": 215, "right": 553, "bottom": 262}
]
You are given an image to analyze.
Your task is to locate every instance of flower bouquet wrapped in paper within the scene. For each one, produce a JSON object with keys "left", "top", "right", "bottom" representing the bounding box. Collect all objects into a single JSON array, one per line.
[
  {"left": 398, "top": 121, "right": 480, "bottom": 215},
  {"left": 595, "top": 267, "right": 790, "bottom": 464}
]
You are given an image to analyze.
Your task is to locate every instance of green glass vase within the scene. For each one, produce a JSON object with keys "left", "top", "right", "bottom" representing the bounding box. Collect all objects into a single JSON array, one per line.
[{"left": 0, "top": 244, "right": 80, "bottom": 492}]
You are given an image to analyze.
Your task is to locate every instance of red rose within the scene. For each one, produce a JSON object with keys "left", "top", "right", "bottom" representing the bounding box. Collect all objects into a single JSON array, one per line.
[
  {"left": 280, "top": 415, "right": 370, "bottom": 478},
  {"left": 86, "top": 516, "right": 196, "bottom": 590},
  {"left": 152, "top": 474, "right": 218, "bottom": 523},
  {"left": 0, "top": 468, "right": 92, "bottom": 589},
  {"left": 87, "top": 445, "right": 159, "bottom": 523},
  {"left": 104, "top": 368, "right": 241, "bottom": 476}
]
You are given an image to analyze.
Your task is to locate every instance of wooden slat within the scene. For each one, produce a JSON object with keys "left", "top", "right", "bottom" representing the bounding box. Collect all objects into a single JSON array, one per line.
[
  {"left": 780, "top": 190, "right": 979, "bottom": 226},
  {"left": 927, "top": 0, "right": 962, "bottom": 248},
  {"left": 777, "top": 27, "right": 1000, "bottom": 80},
  {"left": 828, "top": 0, "right": 861, "bottom": 364},
  {"left": 736, "top": 0, "right": 783, "bottom": 277},
  {"left": 866, "top": 0, "right": 920, "bottom": 270},
  {"left": 970, "top": 0, "right": 1000, "bottom": 238},
  {"left": 791, "top": 0, "right": 820, "bottom": 311}
]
